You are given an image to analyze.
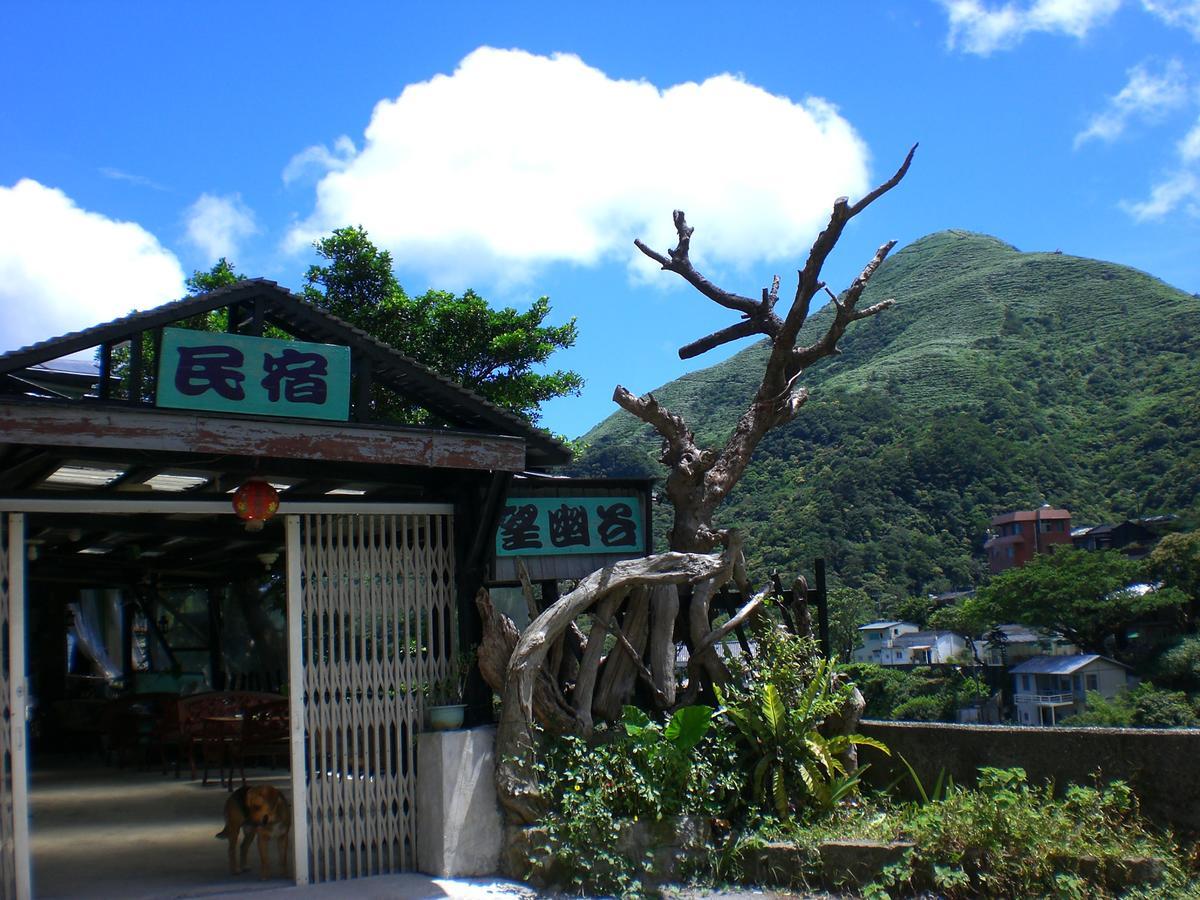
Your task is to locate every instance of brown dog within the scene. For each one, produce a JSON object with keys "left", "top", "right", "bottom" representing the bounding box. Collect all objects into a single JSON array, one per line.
[{"left": 216, "top": 784, "right": 291, "bottom": 879}]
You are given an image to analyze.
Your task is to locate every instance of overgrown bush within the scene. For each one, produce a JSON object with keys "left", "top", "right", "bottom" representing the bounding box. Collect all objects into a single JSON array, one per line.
[
  {"left": 845, "top": 661, "right": 990, "bottom": 722},
  {"left": 719, "top": 619, "right": 887, "bottom": 818},
  {"left": 890, "top": 694, "right": 945, "bottom": 721},
  {"left": 1064, "top": 683, "right": 1199, "bottom": 728},
  {"left": 1153, "top": 635, "right": 1200, "bottom": 693},
  {"left": 532, "top": 704, "right": 742, "bottom": 895},
  {"left": 864, "top": 767, "right": 1192, "bottom": 898}
]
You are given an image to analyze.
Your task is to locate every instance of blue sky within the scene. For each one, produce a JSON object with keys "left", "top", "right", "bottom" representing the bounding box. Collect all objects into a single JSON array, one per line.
[{"left": 3, "top": 1, "right": 1198, "bottom": 439}]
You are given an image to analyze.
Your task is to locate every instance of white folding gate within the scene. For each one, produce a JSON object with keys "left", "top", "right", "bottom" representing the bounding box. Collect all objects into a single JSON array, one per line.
[
  {"left": 287, "top": 510, "right": 457, "bottom": 883},
  {"left": 1, "top": 514, "right": 30, "bottom": 900}
]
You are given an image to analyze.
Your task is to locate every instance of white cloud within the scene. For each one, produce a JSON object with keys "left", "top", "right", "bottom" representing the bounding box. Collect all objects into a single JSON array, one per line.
[
  {"left": 1074, "top": 60, "right": 1189, "bottom": 146},
  {"left": 0, "top": 179, "right": 186, "bottom": 352},
  {"left": 1122, "top": 168, "right": 1199, "bottom": 217},
  {"left": 282, "top": 136, "right": 357, "bottom": 186},
  {"left": 285, "top": 47, "right": 871, "bottom": 287},
  {"left": 184, "top": 192, "right": 257, "bottom": 261},
  {"left": 1142, "top": 0, "right": 1200, "bottom": 38},
  {"left": 942, "top": 0, "right": 1122, "bottom": 54},
  {"left": 99, "top": 167, "right": 168, "bottom": 192},
  {"left": 1121, "top": 115, "right": 1200, "bottom": 217},
  {"left": 1179, "top": 117, "right": 1200, "bottom": 160}
]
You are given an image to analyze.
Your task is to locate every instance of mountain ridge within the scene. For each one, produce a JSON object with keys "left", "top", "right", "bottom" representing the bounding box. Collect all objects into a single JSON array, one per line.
[{"left": 570, "top": 229, "right": 1200, "bottom": 598}]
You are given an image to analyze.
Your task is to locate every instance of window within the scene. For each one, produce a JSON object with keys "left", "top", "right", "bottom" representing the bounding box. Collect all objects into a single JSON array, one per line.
[
  {"left": 1086, "top": 674, "right": 1099, "bottom": 691},
  {"left": 1021, "top": 675, "right": 1031, "bottom": 691}
]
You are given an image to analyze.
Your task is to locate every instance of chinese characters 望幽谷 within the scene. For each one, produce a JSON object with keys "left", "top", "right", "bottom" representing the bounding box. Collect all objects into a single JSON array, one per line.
[{"left": 496, "top": 497, "right": 643, "bottom": 556}]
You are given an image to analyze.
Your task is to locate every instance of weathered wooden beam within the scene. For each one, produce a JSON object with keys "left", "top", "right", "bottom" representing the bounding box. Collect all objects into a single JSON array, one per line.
[{"left": 0, "top": 399, "right": 528, "bottom": 472}]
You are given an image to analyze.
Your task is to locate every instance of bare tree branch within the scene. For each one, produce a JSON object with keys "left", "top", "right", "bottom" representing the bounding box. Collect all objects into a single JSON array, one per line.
[{"left": 635, "top": 212, "right": 785, "bottom": 357}]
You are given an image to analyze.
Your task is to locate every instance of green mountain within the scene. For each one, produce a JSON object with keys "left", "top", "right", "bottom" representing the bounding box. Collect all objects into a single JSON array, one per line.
[{"left": 571, "top": 230, "right": 1200, "bottom": 599}]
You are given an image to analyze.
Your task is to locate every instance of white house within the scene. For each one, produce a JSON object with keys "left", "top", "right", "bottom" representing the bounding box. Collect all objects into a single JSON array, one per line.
[
  {"left": 1010, "top": 654, "right": 1130, "bottom": 726},
  {"left": 853, "top": 621, "right": 919, "bottom": 664},
  {"left": 880, "top": 630, "right": 969, "bottom": 666},
  {"left": 981, "top": 624, "right": 1077, "bottom": 667}
]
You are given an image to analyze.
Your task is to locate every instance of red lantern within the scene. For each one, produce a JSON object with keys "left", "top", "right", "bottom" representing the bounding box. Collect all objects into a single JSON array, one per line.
[{"left": 232, "top": 480, "right": 280, "bottom": 532}]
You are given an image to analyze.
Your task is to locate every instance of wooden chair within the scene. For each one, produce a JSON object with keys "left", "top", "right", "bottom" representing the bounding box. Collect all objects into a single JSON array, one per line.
[
  {"left": 233, "top": 699, "right": 290, "bottom": 786},
  {"left": 174, "top": 691, "right": 285, "bottom": 783}
]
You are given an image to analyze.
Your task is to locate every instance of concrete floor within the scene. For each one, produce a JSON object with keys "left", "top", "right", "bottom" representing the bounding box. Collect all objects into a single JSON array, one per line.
[
  {"left": 29, "top": 761, "right": 538, "bottom": 900},
  {"left": 31, "top": 760, "right": 294, "bottom": 899}
]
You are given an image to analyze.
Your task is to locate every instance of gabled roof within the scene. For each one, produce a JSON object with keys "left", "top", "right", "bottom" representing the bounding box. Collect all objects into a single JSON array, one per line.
[
  {"left": 858, "top": 621, "right": 912, "bottom": 631},
  {"left": 890, "top": 630, "right": 962, "bottom": 647},
  {"left": 1010, "top": 654, "right": 1130, "bottom": 675},
  {"left": 0, "top": 279, "right": 571, "bottom": 466}
]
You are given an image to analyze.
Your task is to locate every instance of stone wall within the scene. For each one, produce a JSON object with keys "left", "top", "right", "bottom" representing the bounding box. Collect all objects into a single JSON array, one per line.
[{"left": 856, "top": 720, "right": 1200, "bottom": 832}]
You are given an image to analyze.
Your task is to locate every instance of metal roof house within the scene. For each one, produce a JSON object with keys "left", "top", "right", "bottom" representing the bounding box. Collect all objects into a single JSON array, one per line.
[
  {"left": 1010, "top": 654, "right": 1130, "bottom": 726},
  {"left": 0, "top": 280, "right": 584, "bottom": 896}
]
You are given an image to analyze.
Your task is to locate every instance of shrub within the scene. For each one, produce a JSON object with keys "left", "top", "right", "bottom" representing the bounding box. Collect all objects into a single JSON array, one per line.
[
  {"left": 1064, "top": 683, "right": 1199, "bottom": 728},
  {"left": 890, "top": 694, "right": 946, "bottom": 721},
  {"left": 867, "top": 768, "right": 1191, "bottom": 898},
  {"left": 532, "top": 704, "right": 743, "bottom": 895},
  {"left": 1153, "top": 635, "right": 1200, "bottom": 693},
  {"left": 1131, "top": 688, "right": 1198, "bottom": 728}
]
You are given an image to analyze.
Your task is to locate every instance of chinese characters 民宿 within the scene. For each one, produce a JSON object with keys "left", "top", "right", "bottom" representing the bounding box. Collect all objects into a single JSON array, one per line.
[{"left": 174, "top": 345, "right": 329, "bottom": 405}]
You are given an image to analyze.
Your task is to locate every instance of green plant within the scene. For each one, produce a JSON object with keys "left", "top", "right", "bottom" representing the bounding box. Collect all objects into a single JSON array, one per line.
[
  {"left": 717, "top": 654, "right": 889, "bottom": 817},
  {"left": 866, "top": 767, "right": 1191, "bottom": 898},
  {"left": 889, "top": 753, "right": 951, "bottom": 804},
  {"left": 428, "top": 649, "right": 474, "bottom": 705},
  {"left": 531, "top": 704, "right": 742, "bottom": 895}
]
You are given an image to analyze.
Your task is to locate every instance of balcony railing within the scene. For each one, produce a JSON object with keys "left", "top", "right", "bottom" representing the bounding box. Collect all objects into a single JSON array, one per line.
[{"left": 1014, "top": 692, "right": 1075, "bottom": 705}]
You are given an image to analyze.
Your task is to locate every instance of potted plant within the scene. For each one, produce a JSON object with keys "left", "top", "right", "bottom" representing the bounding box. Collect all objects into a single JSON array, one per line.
[{"left": 426, "top": 649, "right": 474, "bottom": 731}]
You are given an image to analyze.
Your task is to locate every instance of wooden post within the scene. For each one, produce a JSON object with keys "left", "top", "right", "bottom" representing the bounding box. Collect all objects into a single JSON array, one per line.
[
  {"left": 208, "top": 583, "right": 224, "bottom": 690},
  {"left": 814, "top": 558, "right": 830, "bottom": 660},
  {"left": 129, "top": 333, "right": 144, "bottom": 404},
  {"left": 98, "top": 343, "right": 112, "bottom": 400}
]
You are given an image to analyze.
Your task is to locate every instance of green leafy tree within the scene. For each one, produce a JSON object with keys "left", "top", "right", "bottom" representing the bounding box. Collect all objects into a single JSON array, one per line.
[
  {"left": 975, "top": 548, "right": 1184, "bottom": 654},
  {"left": 187, "top": 257, "right": 243, "bottom": 295},
  {"left": 929, "top": 598, "right": 996, "bottom": 664},
  {"left": 1147, "top": 531, "right": 1200, "bottom": 622},
  {"left": 827, "top": 586, "right": 875, "bottom": 661},
  {"left": 302, "top": 226, "right": 583, "bottom": 424}
]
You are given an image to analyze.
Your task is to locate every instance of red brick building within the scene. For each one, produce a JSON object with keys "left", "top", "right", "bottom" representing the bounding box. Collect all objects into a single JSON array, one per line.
[{"left": 984, "top": 506, "right": 1073, "bottom": 573}]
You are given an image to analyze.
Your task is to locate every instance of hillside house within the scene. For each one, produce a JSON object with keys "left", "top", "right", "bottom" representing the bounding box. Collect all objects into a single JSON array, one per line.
[
  {"left": 852, "top": 621, "right": 919, "bottom": 664},
  {"left": 981, "top": 624, "right": 1077, "bottom": 667},
  {"left": 879, "top": 630, "right": 969, "bottom": 666},
  {"left": 1010, "top": 654, "right": 1130, "bottom": 725},
  {"left": 984, "top": 505, "right": 1073, "bottom": 574},
  {"left": 1072, "top": 516, "right": 1177, "bottom": 558}
]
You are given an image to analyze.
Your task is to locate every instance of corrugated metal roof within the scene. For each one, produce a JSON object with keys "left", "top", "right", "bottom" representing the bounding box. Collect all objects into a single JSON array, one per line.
[
  {"left": 858, "top": 621, "right": 910, "bottom": 631},
  {"left": 1010, "top": 654, "right": 1129, "bottom": 675},
  {"left": 0, "top": 279, "right": 571, "bottom": 465}
]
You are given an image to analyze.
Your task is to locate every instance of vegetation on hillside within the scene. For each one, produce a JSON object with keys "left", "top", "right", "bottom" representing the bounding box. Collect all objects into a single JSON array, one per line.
[{"left": 572, "top": 231, "right": 1200, "bottom": 600}]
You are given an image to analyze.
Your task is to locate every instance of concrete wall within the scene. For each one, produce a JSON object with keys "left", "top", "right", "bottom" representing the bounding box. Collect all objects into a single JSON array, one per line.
[{"left": 857, "top": 719, "right": 1200, "bottom": 833}]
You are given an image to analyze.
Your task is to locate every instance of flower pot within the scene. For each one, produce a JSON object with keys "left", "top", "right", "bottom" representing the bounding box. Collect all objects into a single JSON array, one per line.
[{"left": 428, "top": 703, "right": 467, "bottom": 731}]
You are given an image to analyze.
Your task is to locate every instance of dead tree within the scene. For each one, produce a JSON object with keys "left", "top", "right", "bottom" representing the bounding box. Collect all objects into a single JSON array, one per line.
[{"left": 491, "top": 146, "right": 916, "bottom": 823}]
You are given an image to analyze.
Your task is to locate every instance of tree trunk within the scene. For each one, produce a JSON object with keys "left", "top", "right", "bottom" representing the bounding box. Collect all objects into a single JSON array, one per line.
[
  {"left": 593, "top": 586, "right": 651, "bottom": 721},
  {"left": 495, "top": 548, "right": 735, "bottom": 824}
]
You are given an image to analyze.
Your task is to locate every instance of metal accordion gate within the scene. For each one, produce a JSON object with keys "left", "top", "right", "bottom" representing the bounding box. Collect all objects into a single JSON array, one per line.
[
  {"left": 0, "top": 515, "right": 13, "bottom": 900},
  {"left": 289, "top": 510, "right": 457, "bottom": 883},
  {"left": 0, "top": 514, "right": 29, "bottom": 900}
]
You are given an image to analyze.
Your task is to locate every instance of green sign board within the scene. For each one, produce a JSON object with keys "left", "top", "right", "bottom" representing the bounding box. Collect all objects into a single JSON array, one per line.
[
  {"left": 495, "top": 496, "right": 644, "bottom": 557},
  {"left": 156, "top": 327, "right": 351, "bottom": 420}
]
